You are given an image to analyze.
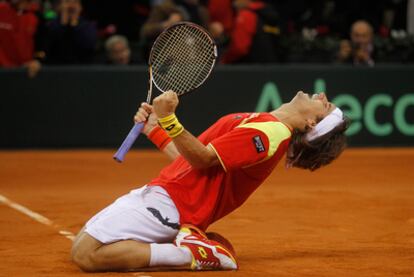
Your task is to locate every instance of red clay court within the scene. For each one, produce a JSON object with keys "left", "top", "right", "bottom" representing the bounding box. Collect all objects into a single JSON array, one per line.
[{"left": 1, "top": 148, "right": 413, "bottom": 276}]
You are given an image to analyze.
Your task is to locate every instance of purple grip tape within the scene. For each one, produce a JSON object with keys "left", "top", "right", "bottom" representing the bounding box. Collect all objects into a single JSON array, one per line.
[{"left": 113, "top": 122, "right": 145, "bottom": 162}]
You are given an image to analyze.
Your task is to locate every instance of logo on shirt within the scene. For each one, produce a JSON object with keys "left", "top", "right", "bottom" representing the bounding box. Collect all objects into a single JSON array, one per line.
[{"left": 253, "top": 135, "right": 265, "bottom": 153}]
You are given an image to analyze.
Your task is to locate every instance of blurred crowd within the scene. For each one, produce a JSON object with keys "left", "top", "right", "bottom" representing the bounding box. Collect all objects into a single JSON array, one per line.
[{"left": 1, "top": 0, "right": 414, "bottom": 77}]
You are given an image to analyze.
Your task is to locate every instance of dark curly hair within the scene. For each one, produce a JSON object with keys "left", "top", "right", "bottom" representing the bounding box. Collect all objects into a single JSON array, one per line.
[{"left": 286, "top": 117, "right": 350, "bottom": 171}]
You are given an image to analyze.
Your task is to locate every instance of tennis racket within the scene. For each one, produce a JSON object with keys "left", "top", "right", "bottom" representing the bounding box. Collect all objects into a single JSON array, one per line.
[{"left": 113, "top": 22, "right": 217, "bottom": 162}]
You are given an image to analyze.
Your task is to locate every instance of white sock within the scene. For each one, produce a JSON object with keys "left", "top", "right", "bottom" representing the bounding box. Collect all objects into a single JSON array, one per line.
[{"left": 149, "top": 243, "right": 192, "bottom": 267}]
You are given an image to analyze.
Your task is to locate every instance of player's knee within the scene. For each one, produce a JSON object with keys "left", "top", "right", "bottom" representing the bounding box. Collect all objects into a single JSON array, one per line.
[
  {"left": 71, "top": 233, "right": 102, "bottom": 272},
  {"left": 71, "top": 248, "right": 96, "bottom": 272},
  {"left": 71, "top": 243, "right": 98, "bottom": 272}
]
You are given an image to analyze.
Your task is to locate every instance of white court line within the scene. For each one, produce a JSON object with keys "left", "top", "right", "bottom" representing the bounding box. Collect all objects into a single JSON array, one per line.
[
  {"left": 0, "top": 194, "right": 152, "bottom": 276},
  {"left": 0, "top": 194, "right": 76, "bottom": 241}
]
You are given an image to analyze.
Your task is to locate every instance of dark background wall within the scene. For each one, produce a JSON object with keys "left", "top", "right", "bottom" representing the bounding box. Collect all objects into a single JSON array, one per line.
[{"left": 1, "top": 65, "right": 413, "bottom": 148}]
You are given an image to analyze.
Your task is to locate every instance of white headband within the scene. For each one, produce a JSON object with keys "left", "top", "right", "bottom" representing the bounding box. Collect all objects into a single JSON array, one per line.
[{"left": 306, "top": 107, "right": 344, "bottom": 141}]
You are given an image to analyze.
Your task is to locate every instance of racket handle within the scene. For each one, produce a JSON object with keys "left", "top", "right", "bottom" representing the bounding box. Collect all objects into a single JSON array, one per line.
[{"left": 113, "top": 122, "right": 145, "bottom": 163}]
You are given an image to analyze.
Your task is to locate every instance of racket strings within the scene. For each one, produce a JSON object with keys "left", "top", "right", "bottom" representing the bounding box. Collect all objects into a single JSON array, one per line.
[
  {"left": 151, "top": 24, "right": 216, "bottom": 95},
  {"left": 172, "top": 27, "right": 214, "bottom": 92},
  {"left": 179, "top": 27, "right": 215, "bottom": 92},
  {"left": 153, "top": 26, "right": 200, "bottom": 93},
  {"left": 157, "top": 27, "right": 190, "bottom": 93}
]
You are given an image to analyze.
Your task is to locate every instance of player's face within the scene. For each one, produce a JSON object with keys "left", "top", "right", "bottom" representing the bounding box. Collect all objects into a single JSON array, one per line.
[{"left": 291, "top": 91, "right": 337, "bottom": 124}]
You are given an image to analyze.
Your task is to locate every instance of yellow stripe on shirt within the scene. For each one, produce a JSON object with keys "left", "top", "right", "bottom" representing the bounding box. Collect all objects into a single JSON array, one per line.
[{"left": 236, "top": 121, "right": 291, "bottom": 158}]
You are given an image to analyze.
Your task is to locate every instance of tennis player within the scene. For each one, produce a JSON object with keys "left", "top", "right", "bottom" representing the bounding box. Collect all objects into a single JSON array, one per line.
[{"left": 71, "top": 90, "right": 349, "bottom": 272}]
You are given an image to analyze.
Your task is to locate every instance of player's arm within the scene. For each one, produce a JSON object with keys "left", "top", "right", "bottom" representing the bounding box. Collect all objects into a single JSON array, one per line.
[
  {"left": 134, "top": 102, "right": 180, "bottom": 160},
  {"left": 152, "top": 91, "right": 220, "bottom": 169},
  {"left": 168, "top": 129, "right": 220, "bottom": 169}
]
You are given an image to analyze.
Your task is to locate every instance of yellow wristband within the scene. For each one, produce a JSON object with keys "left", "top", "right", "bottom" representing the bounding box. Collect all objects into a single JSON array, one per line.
[{"left": 158, "top": 113, "right": 184, "bottom": 138}]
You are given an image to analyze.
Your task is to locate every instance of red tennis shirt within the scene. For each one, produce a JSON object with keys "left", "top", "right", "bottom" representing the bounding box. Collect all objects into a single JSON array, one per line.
[{"left": 149, "top": 112, "right": 292, "bottom": 230}]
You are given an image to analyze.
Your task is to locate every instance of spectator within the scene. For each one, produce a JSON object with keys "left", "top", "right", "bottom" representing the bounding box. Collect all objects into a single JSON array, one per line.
[
  {"left": 141, "top": 0, "right": 186, "bottom": 40},
  {"left": 105, "top": 35, "right": 133, "bottom": 65},
  {"left": 141, "top": 0, "right": 186, "bottom": 59},
  {"left": 207, "top": 0, "right": 233, "bottom": 57},
  {"left": 376, "top": 0, "right": 408, "bottom": 37},
  {"left": 207, "top": 0, "right": 233, "bottom": 36},
  {"left": 0, "top": 0, "right": 41, "bottom": 77},
  {"left": 141, "top": 0, "right": 209, "bottom": 60},
  {"left": 336, "top": 20, "right": 375, "bottom": 66},
  {"left": 44, "top": 0, "right": 97, "bottom": 64},
  {"left": 141, "top": 0, "right": 210, "bottom": 37},
  {"left": 221, "top": 0, "right": 281, "bottom": 64},
  {"left": 175, "top": 0, "right": 209, "bottom": 27}
]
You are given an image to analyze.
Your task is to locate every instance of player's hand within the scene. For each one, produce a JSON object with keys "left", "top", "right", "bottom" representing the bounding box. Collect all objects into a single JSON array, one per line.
[
  {"left": 134, "top": 102, "right": 158, "bottom": 135},
  {"left": 153, "top": 90, "right": 179, "bottom": 118}
]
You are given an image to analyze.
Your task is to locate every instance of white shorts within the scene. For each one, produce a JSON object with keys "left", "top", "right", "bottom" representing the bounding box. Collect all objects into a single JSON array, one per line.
[{"left": 85, "top": 185, "right": 180, "bottom": 244}]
